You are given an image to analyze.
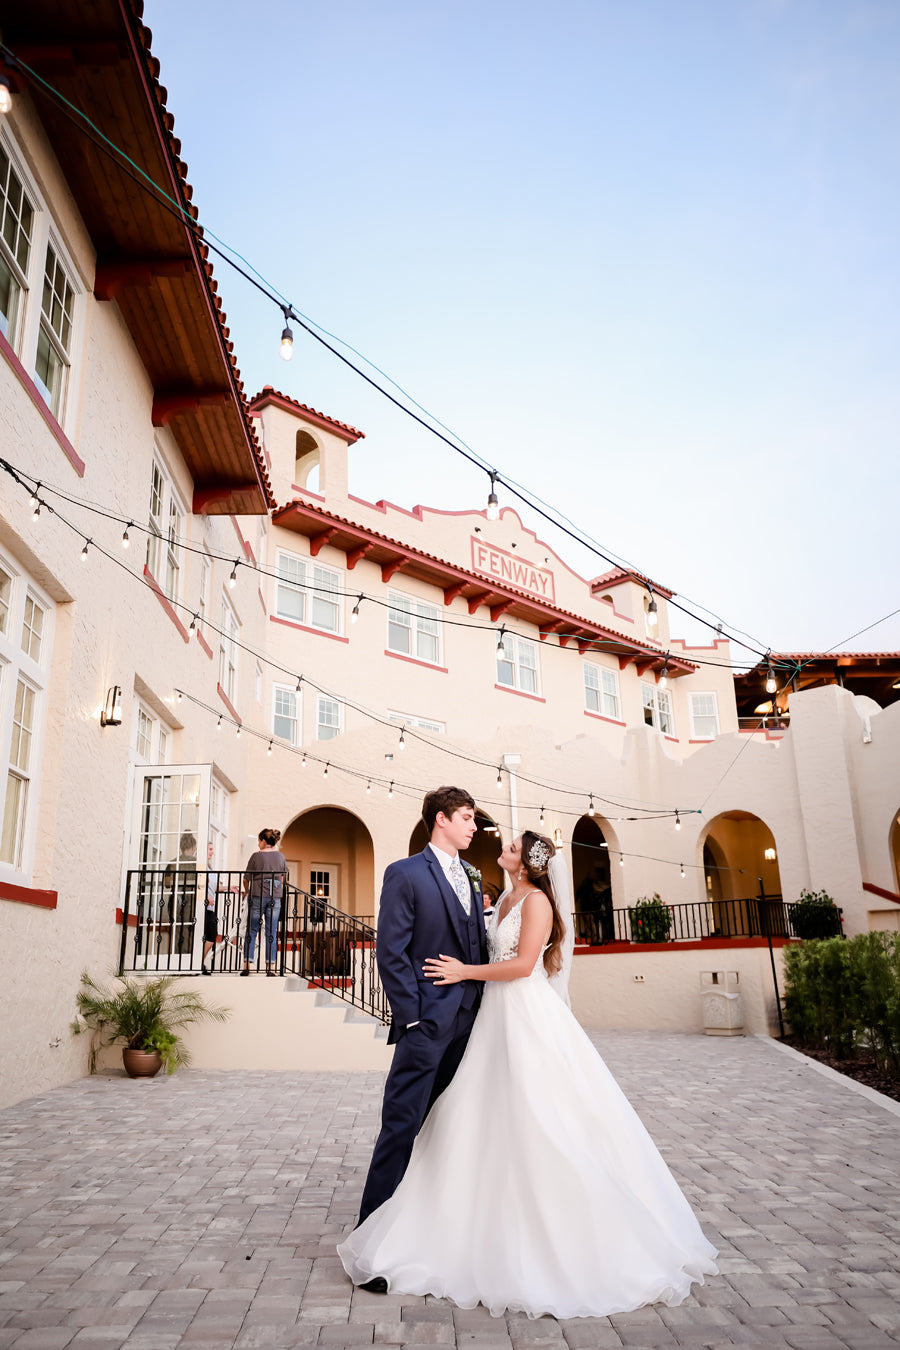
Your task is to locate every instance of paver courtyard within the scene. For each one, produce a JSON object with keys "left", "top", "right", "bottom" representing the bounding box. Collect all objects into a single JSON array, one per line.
[{"left": 1, "top": 1031, "right": 898, "bottom": 1349}]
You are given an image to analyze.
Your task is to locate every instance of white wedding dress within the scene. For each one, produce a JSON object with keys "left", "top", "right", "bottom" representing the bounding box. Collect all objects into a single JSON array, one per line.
[{"left": 338, "top": 894, "right": 718, "bottom": 1319}]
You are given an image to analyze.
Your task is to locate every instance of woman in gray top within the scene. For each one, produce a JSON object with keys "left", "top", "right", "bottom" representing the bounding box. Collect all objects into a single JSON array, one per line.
[{"left": 241, "top": 828, "right": 288, "bottom": 976}]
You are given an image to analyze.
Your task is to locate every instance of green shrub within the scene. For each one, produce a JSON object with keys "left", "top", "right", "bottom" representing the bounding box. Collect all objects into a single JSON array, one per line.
[
  {"left": 628, "top": 894, "right": 672, "bottom": 944},
  {"left": 783, "top": 932, "right": 900, "bottom": 1073},
  {"left": 788, "top": 888, "right": 843, "bottom": 939}
]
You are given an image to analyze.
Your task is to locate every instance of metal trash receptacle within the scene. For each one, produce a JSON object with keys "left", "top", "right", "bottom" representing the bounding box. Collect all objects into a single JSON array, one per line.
[{"left": 701, "top": 969, "right": 743, "bottom": 1036}]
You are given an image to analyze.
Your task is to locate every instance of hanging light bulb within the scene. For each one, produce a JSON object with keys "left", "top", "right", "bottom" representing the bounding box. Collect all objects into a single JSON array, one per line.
[
  {"left": 0, "top": 74, "right": 13, "bottom": 117},
  {"left": 323, "top": 762, "right": 329, "bottom": 778},
  {"left": 766, "top": 665, "right": 777, "bottom": 695},
  {"left": 539, "top": 805, "right": 545, "bottom": 827},
  {"left": 30, "top": 483, "right": 40, "bottom": 510},
  {"left": 32, "top": 500, "right": 41, "bottom": 521},
  {"left": 674, "top": 810, "right": 681, "bottom": 832},
  {"left": 229, "top": 561, "right": 239, "bottom": 589},
  {"left": 122, "top": 522, "right": 132, "bottom": 549},
  {"left": 216, "top": 716, "right": 223, "bottom": 731},
  {"left": 189, "top": 614, "right": 197, "bottom": 633},
  {"left": 280, "top": 308, "right": 294, "bottom": 361},
  {"left": 176, "top": 690, "right": 184, "bottom": 703},
  {"left": 267, "top": 741, "right": 273, "bottom": 756},
  {"left": 235, "top": 724, "right": 241, "bottom": 739},
  {"left": 619, "top": 854, "right": 624, "bottom": 867},
  {"left": 658, "top": 656, "right": 669, "bottom": 691},
  {"left": 388, "top": 781, "right": 394, "bottom": 799},
  {"left": 398, "top": 729, "right": 405, "bottom": 750},
  {"left": 351, "top": 595, "right": 362, "bottom": 624},
  {"left": 301, "top": 750, "right": 306, "bottom": 767},
  {"left": 81, "top": 539, "right": 90, "bottom": 561},
  {"left": 646, "top": 588, "right": 658, "bottom": 628},
  {"left": 496, "top": 626, "right": 506, "bottom": 658},
  {"left": 366, "top": 781, "right": 371, "bottom": 794},
  {"left": 680, "top": 863, "right": 686, "bottom": 878},
  {"left": 496, "top": 766, "right": 503, "bottom": 787},
  {"left": 486, "top": 471, "right": 500, "bottom": 521},
  {"left": 588, "top": 795, "right": 595, "bottom": 818},
  {"left": 296, "top": 675, "right": 303, "bottom": 692}
]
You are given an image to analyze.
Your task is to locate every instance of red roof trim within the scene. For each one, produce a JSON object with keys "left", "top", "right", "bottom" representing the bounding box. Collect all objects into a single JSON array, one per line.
[
  {"left": 591, "top": 567, "right": 674, "bottom": 600},
  {"left": 249, "top": 386, "right": 365, "bottom": 444}
]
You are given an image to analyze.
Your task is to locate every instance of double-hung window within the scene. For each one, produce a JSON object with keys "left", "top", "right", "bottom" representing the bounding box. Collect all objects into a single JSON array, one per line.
[
  {"left": 273, "top": 684, "right": 302, "bottom": 746},
  {"left": 387, "top": 591, "right": 441, "bottom": 665},
  {"left": 0, "top": 555, "right": 52, "bottom": 876},
  {"left": 689, "top": 692, "right": 719, "bottom": 740},
  {"left": 642, "top": 682, "right": 674, "bottom": 735},
  {"left": 388, "top": 711, "right": 445, "bottom": 734},
  {"left": 34, "top": 244, "right": 74, "bottom": 421},
  {"left": 316, "top": 695, "right": 343, "bottom": 740},
  {"left": 0, "top": 142, "right": 34, "bottom": 346},
  {"left": 219, "top": 595, "right": 239, "bottom": 703},
  {"left": 145, "top": 458, "right": 185, "bottom": 604},
  {"left": 133, "top": 703, "right": 170, "bottom": 763},
  {"left": 584, "top": 662, "right": 620, "bottom": 719},
  {"left": 497, "top": 631, "right": 539, "bottom": 695},
  {"left": 275, "top": 551, "right": 343, "bottom": 635}
]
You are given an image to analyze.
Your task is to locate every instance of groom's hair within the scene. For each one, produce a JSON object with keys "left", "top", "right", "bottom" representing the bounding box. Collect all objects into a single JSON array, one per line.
[{"left": 422, "top": 786, "right": 476, "bottom": 835}]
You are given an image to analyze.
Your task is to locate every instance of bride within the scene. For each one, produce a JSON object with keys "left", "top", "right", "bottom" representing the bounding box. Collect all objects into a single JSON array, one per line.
[{"left": 338, "top": 830, "right": 718, "bottom": 1319}]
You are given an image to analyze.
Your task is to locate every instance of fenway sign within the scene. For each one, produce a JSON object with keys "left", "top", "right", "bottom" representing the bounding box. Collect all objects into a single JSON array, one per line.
[{"left": 470, "top": 538, "right": 555, "bottom": 603}]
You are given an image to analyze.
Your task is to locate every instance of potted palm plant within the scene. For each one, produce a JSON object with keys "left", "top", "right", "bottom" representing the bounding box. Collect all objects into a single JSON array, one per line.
[{"left": 71, "top": 971, "right": 229, "bottom": 1077}]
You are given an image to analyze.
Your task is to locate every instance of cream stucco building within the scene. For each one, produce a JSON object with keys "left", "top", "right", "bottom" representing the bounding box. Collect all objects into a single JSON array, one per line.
[{"left": 1, "top": 0, "right": 899, "bottom": 1110}]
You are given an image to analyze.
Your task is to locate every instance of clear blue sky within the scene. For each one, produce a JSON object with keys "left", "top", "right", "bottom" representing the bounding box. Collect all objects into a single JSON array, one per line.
[{"left": 145, "top": 0, "right": 900, "bottom": 661}]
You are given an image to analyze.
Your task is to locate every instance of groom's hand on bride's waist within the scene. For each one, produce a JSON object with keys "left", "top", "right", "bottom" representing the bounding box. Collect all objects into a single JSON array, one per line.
[{"left": 423, "top": 954, "right": 468, "bottom": 984}]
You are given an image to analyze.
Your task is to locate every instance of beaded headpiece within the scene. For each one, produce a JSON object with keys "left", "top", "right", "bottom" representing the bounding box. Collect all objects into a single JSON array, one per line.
[{"left": 526, "top": 838, "right": 551, "bottom": 874}]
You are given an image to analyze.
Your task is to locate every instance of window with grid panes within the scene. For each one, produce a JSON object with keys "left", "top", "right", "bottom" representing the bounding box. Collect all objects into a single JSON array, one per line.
[
  {"left": 21, "top": 593, "right": 43, "bottom": 662},
  {"left": 34, "top": 243, "right": 74, "bottom": 420},
  {"left": 641, "top": 682, "right": 674, "bottom": 735},
  {"left": 387, "top": 591, "right": 440, "bottom": 664},
  {"left": 496, "top": 631, "right": 539, "bottom": 695},
  {"left": 275, "top": 551, "right": 342, "bottom": 634},
  {"left": 689, "top": 692, "right": 719, "bottom": 739},
  {"left": 583, "top": 662, "right": 620, "bottom": 719},
  {"left": 316, "top": 695, "right": 343, "bottom": 740},
  {"left": 0, "top": 564, "right": 11, "bottom": 635},
  {"left": 0, "top": 555, "right": 50, "bottom": 876},
  {"left": 0, "top": 141, "right": 34, "bottom": 346},
  {"left": 273, "top": 685, "right": 301, "bottom": 745},
  {"left": 219, "top": 595, "right": 239, "bottom": 702}
]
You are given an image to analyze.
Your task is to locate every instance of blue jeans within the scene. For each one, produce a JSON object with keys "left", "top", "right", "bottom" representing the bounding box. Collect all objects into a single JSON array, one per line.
[{"left": 246, "top": 898, "right": 281, "bottom": 965}]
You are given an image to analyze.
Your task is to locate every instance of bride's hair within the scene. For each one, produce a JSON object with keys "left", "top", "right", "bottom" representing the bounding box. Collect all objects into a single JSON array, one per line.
[{"left": 520, "top": 830, "right": 566, "bottom": 976}]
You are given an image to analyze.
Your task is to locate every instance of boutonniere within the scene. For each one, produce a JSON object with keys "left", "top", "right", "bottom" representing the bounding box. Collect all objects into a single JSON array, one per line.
[{"left": 461, "top": 862, "right": 483, "bottom": 895}]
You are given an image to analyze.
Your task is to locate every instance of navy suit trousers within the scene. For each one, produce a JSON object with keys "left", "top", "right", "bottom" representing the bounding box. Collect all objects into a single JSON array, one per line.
[{"left": 357, "top": 999, "right": 478, "bottom": 1224}]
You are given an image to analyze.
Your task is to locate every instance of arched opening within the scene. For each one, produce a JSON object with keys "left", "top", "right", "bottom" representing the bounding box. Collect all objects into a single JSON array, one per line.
[
  {"left": 571, "top": 815, "right": 613, "bottom": 944},
  {"left": 701, "top": 811, "right": 781, "bottom": 935},
  {"left": 294, "top": 429, "right": 320, "bottom": 493},
  {"left": 282, "top": 806, "right": 375, "bottom": 921},
  {"left": 408, "top": 809, "right": 505, "bottom": 909}
]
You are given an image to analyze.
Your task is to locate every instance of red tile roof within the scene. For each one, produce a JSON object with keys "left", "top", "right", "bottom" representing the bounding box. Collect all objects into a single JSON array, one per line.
[
  {"left": 249, "top": 387, "right": 365, "bottom": 444},
  {"left": 591, "top": 567, "right": 675, "bottom": 600}
]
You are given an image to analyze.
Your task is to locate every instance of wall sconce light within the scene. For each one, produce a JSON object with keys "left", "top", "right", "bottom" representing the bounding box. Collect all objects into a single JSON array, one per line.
[
  {"left": 100, "top": 686, "right": 123, "bottom": 727},
  {"left": 553, "top": 827, "right": 564, "bottom": 850},
  {"left": 764, "top": 847, "right": 776, "bottom": 862}
]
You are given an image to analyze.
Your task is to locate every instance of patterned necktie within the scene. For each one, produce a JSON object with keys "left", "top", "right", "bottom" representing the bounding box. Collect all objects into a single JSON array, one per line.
[{"left": 449, "top": 857, "right": 471, "bottom": 916}]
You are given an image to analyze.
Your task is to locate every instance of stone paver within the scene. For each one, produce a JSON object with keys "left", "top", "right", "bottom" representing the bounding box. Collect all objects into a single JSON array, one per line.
[{"left": 1, "top": 1033, "right": 899, "bottom": 1349}]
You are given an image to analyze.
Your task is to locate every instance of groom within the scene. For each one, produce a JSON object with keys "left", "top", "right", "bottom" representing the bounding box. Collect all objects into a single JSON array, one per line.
[{"left": 355, "top": 786, "right": 486, "bottom": 1270}]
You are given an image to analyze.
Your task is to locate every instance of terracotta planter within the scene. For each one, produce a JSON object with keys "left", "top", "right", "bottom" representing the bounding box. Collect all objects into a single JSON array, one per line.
[{"left": 122, "top": 1047, "right": 163, "bottom": 1078}]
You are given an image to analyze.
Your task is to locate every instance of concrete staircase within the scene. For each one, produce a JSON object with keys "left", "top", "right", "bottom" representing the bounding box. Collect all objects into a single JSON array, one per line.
[{"left": 168, "top": 973, "right": 393, "bottom": 1072}]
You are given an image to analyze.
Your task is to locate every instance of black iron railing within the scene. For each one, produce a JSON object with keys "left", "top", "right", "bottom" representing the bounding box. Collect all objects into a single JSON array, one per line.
[
  {"left": 573, "top": 894, "right": 843, "bottom": 945},
  {"left": 119, "top": 869, "right": 388, "bottom": 1023}
]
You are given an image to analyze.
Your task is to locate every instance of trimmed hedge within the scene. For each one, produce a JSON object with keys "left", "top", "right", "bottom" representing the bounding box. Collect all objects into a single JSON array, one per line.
[{"left": 783, "top": 931, "right": 900, "bottom": 1074}]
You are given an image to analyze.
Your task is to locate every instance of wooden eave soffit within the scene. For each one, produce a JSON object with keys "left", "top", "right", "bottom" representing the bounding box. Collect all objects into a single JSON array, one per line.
[
  {"left": 152, "top": 390, "right": 231, "bottom": 427},
  {"left": 94, "top": 257, "right": 192, "bottom": 301}
]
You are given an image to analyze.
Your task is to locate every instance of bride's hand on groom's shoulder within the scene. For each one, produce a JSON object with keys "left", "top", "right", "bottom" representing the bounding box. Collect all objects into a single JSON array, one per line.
[{"left": 423, "top": 954, "right": 466, "bottom": 985}]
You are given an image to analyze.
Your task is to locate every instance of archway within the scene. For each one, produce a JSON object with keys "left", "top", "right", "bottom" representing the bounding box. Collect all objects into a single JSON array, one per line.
[
  {"left": 282, "top": 806, "right": 375, "bottom": 920},
  {"left": 701, "top": 811, "right": 781, "bottom": 936},
  {"left": 408, "top": 809, "right": 505, "bottom": 906},
  {"left": 294, "top": 429, "right": 320, "bottom": 492},
  {"left": 571, "top": 815, "right": 614, "bottom": 944}
]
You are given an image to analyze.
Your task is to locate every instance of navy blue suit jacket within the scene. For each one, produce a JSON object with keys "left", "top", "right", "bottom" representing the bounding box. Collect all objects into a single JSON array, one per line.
[{"left": 376, "top": 847, "right": 488, "bottom": 1042}]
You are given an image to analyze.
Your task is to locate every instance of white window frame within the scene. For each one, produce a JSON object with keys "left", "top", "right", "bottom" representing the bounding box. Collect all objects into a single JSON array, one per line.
[
  {"left": 272, "top": 683, "right": 302, "bottom": 746},
  {"left": 34, "top": 239, "right": 76, "bottom": 423},
  {"left": 388, "top": 711, "right": 445, "bottom": 734},
  {"left": 316, "top": 694, "right": 343, "bottom": 741},
  {"left": 0, "top": 136, "right": 35, "bottom": 351},
  {"left": 386, "top": 590, "right": 442, "bottom": 665},
  {"left": 496, "top": 631, "right": 540, "bottom": 695},
  {"left": 210, "top": 776, "right": 230, "bottom": 868},
  {"left": 689, "top": 691, "right": 719, "bottom": 740},
  {"left": 133, "top": 702, "right": 170, "bottom": 765},
  {"left": 275, "top": 549, "right": 343, "bottom": 635},
  {"left": 642, "top": 682, "right": 675, "bottom": 736},
  {"left": 0, "top": 552, "right": 52, "bottom": 880},
  {"left": 583, "top": 662, "right": 620, "bottom": 720},
  {"left": 197, "top": 553, "right": 211, "bottom": 635},
  {"left": 0, "top": 129, "right": 84, "bottom": 433},
  {"left": 219, "top": 594, "right": 239, "bottom": 703},
  {"left": 145, "top": 455, "right": 186, "bottom": 605}
]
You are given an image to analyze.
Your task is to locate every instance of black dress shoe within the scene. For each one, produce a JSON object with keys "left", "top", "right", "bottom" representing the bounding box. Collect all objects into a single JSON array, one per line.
[{"left": 358, "top": 1276, "right": 388, "bottom": 1294}]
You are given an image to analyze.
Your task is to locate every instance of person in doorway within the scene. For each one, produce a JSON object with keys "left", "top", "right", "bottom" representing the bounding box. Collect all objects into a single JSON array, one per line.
[
  {"left": 241, "top": 828, "right": 288, "bottom": 976},
  {"left": 351, "top": 786, "right": 486, "bottom": 1289}
]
